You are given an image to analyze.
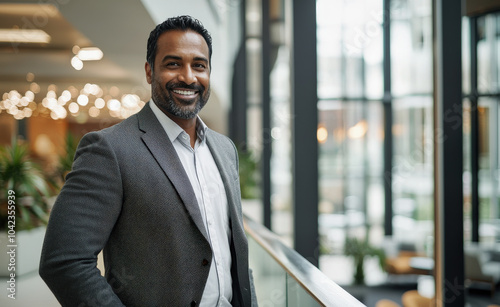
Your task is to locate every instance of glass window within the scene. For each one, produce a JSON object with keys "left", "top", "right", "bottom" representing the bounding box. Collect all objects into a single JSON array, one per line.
[
  {"left": 463, "top": 99, "right": 472, "bottom": 241},
  {"left": 391, "top": 0, "right": 432, "bottom": 97},
  {"left": 317, "top": 0, "right": 383, "bottom": 99},
  {"left": 462, "top": 17, "right": 471, "bottom": 95},
  {"left": 392, "top": 96, "right": 434, "bottom": 250},
  {"left": 271, "top": 45, "right": 293, "bottom": 243},
  {"left": 364, "top": 37, "right": 383, "bottom": 99},
  {"left": 497, "top": 13, "right": 500, "bottom": 91},
  {"left": 317, "top": 0, "right": 342, "bottom": 99},
  {"left": 477, "top": 97, "right": 500, "bottom": 243},
  {"left": 318, "top": 100, "right": 384, "bottom": 252},
  {"left": 477, "top": 14, "right": 500, "bottom": 94}
]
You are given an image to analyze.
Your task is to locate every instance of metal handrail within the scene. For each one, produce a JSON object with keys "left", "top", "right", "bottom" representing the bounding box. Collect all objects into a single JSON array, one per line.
[{"left": 243, "top": 216, "right": 366, "bottom": 307}]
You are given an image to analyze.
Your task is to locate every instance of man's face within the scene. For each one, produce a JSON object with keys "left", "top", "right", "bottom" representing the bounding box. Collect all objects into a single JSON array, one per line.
[{"left": 145, "top": 30, "right": 210, "bottom": 120}]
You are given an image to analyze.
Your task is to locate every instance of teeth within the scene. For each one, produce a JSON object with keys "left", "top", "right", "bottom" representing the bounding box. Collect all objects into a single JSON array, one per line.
[{"left": 173, "top": 90, "right": 196, "bottom": 95}]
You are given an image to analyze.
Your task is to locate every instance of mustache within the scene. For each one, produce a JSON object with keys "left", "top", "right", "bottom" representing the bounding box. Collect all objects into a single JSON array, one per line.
[{"left": 165, "top": 81, "right": 204, "bottom": 92}]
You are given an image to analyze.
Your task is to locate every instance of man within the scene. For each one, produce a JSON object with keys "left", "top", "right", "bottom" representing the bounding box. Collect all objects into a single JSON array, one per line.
[{"left": 40, "top": 15, "right": 256, "bottom": 307}]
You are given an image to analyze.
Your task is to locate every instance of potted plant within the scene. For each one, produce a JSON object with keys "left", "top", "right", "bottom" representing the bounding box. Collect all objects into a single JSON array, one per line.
[
  {"left": 56, "top": 132, "right": 79, "bottom": 182},
  {"left": 237, "top": 146, "right": 263, "bottom": 222},
  {"left": 237, "top": 146, "right": 259, "bottom": 200},
  {"left": 344, "top": 236, "right": 385, "bottom": 285},
  {"left": 0, "top": 138, "right": 51, "bottom": 276}
]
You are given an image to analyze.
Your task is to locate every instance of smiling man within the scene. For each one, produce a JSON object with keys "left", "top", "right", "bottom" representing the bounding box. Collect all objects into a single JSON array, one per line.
[{"left": 40, "top": 16, "right": 256, "bottom": 307}]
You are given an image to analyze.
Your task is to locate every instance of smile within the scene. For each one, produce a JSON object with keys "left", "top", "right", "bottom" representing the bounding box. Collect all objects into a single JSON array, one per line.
[{"left": 172, "top": 89, "right": 197, "bottom": 96}]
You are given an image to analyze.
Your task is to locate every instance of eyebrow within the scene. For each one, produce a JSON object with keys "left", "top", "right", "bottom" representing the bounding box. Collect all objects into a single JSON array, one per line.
[{"left": 160, "top": 55, "right": 209, "bottom": 65}]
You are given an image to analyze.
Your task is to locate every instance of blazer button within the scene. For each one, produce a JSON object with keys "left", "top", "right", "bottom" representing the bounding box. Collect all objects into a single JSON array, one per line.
[
  {"left": 191, "top": 300, "right": 197, "bottom": 306},
  {"left": 202, "top": 259, "right": 209, "bottom": 266}
]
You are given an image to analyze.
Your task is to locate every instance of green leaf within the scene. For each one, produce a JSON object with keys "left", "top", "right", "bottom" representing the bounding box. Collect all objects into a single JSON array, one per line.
[{"left": 0, "top": 138, "right": 51, "bottom": 231}]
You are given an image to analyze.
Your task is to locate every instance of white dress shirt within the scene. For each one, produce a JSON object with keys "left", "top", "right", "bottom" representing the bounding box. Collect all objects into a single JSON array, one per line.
[{"left": 150, "top": 101, "right": 232, "bottom": 307}]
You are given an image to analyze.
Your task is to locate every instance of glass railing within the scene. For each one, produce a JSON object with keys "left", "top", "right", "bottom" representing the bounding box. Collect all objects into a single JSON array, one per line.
[{"left": 244, "top": 216, "right": 365, "bottom": 307}]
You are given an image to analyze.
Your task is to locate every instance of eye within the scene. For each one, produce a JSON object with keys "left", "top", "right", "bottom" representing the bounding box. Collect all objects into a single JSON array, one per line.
[
  {"left": 166, "top": 62, "right": 180, "bottom": 67},
  {"left": 193, "top": 63, "right": 207, "bottom": 70}
]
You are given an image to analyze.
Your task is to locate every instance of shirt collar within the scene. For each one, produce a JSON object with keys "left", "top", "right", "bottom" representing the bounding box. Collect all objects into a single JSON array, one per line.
[
  {"left": 149, "top": 99, "right": 208, "bottom": 143},
  {"left": 196, "top": 118, "right": 208, "bottom": 142}
]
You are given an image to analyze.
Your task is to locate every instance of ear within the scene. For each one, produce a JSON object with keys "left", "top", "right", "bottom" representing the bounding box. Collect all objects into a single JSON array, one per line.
[{"left": 145, "top": 62, "right": 152, "bottom": 84}]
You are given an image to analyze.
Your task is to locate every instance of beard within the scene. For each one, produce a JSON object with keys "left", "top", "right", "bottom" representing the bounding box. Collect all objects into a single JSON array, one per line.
[{"left": 151, "top": 76, "right": 210, "bottom": 120}]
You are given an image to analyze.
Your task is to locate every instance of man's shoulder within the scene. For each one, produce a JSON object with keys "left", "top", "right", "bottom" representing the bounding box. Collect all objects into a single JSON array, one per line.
[
  {"left": 206, "top": 129, "right": 235, "bottom": 148},
  {"left": 76, "top": 113, "right": 141, "bottom": 153},
  {"left": 88, "top": 112, "right": 140, "bottom": 138}
]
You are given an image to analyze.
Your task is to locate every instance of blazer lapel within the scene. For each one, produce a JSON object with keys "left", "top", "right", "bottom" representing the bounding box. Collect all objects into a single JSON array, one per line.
[
  {"left": 206, "top": 131, "right": 251, "bottom": 303},
  {"left": 206, "top": 131, "right": 243, "bottom": 232},
  {"left": 137, "top": 103, "right": 209, "bottom": 241}
]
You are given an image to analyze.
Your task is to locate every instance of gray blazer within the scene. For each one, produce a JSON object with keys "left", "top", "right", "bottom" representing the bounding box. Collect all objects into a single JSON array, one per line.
[{"left": 39, "top": 103, "right": 254, "bottom": 306}]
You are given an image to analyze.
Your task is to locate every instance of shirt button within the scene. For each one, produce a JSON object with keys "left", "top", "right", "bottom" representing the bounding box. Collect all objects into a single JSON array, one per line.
[
  {"left": 202, "top": 259, "right": 209, "bottom": 266},
  {"left": 191, "top": 301, "right": 197, "bottom": 306}
]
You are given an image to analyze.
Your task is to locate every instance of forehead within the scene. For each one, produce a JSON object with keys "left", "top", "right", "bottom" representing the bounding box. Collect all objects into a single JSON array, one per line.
[{"left": 155, "top": 30, "right": 209, "bottom": 61}]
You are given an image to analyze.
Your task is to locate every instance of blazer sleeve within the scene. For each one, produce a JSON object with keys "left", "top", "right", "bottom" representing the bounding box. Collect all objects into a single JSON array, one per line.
[
  {"left": 39, "top": 131, "right": 125, "bottom": 307},
  {"left": 229, "top": 137, "right": 258, "bottom": 306}
]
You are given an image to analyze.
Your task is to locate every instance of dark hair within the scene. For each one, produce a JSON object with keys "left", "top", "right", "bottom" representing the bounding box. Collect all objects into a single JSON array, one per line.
[{"left": 146, "top": 15, "right": 212, "bottom": 70}]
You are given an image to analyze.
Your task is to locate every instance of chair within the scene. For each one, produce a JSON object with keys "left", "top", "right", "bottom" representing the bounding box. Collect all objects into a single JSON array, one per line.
[
  {"left": 383, "top": 237, "right": 431, "bottom": 277},
  {"left": 464, "top": 245, "right": 500, "bottom": 296},
  {"left": 385, "top": 251, "right": 431, "bottom": 276}
]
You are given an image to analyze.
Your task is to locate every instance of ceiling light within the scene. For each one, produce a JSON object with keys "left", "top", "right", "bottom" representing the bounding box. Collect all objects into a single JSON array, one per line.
[
  {"left": 68, "top": 102, "right": 79, "bottom": 114},
  {"left": 0, "top": 29, "right": 51, "bottom": 43},
  {"left": 77, "top": 47, "right": 103, "bottom": 61},
  {"left": 77, "top": 94, "right": 89, "bottom": 106},
  {"left": 71, "top": 56, "right": 83, "bottom": 70}
]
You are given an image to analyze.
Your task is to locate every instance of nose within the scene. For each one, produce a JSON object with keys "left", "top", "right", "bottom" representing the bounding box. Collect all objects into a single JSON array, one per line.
[{"left": 178, "top": 66, "right": 196, "bottom": 85}]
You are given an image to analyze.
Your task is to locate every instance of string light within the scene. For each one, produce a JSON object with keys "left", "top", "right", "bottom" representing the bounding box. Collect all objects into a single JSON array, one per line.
[
  {"left": 71, "top": 56, "right": 83, "bottom": 70},
  {"left": 94, "top": 98, "right": 105, "bottom": 109},
  {"left": 77, "top": 94, "right": 89, "bottom": 106},
  {"left": 0, "top": 84, "right": 147, "bottom": 121}
]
